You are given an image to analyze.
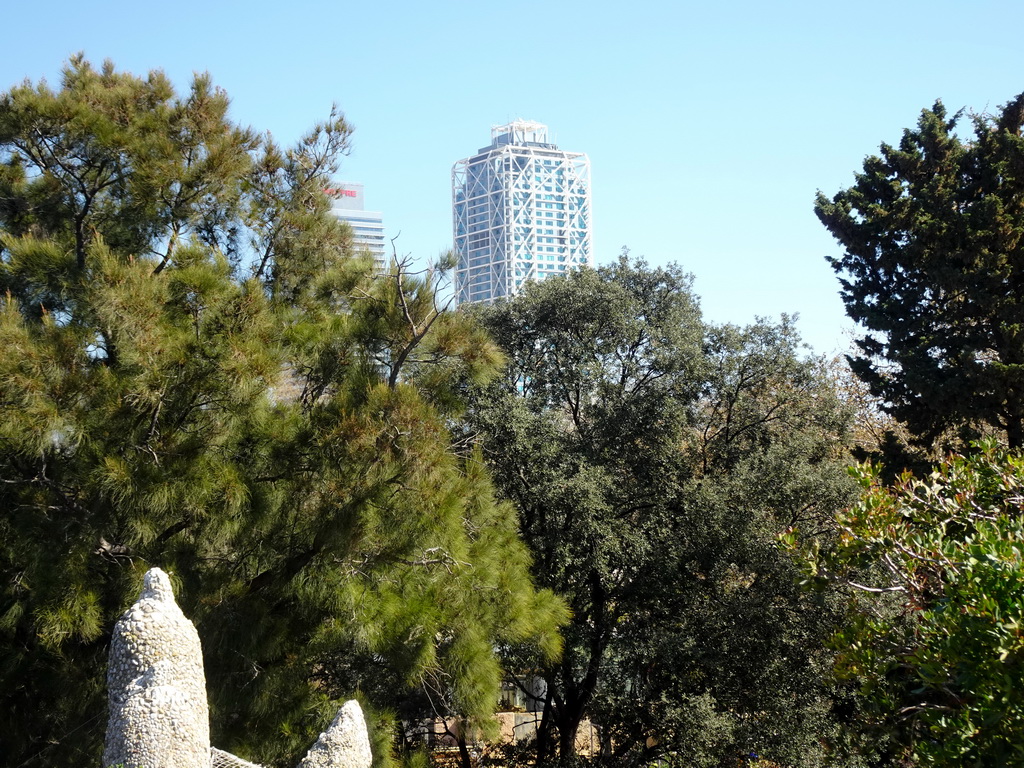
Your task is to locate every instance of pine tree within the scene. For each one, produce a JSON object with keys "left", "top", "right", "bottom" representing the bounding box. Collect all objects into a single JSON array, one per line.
[{"left": 0, "top": 57, "right": 565, "bottom": 768}]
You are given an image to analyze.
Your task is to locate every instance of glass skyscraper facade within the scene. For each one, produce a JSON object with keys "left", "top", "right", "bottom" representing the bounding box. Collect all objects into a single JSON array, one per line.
[
  {"left": 452, "top": 121, "right": 591, "bottom": 305},
  {"left": 327, "top": 182, "right": 386, "bottom": 270}
]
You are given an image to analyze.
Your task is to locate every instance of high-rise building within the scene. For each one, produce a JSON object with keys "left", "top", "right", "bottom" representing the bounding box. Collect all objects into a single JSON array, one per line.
[
  {"left": 327, "top": 182, "right": 386, "bottom": 269},
  {"left": 452, "top": 120, "right": 591, "bottom": 305}
]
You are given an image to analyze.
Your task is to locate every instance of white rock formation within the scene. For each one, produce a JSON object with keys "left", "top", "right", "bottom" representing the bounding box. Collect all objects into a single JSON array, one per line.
[
  {"left": 297, "top": 700, "right": 373, "bottom": 768},
  {"left": 103, "top": 568, "right": 210, "bottom": 768}
]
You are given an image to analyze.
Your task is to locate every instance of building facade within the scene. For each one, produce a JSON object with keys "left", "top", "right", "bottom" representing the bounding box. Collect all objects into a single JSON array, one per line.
[
  {"left": 327, "top": 182, "right": 386, "bottom": 269},
  {"left": 452, "top": 120, "right": 591, "bottom": 305}
]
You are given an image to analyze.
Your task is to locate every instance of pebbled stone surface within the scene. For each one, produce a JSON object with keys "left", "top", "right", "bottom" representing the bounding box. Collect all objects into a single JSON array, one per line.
[
  {"left": 103, "top": 568, "right": 210, "bottom": 768},
  {"left": 297, "top": 700, "right": 373, "bottom": 768}
]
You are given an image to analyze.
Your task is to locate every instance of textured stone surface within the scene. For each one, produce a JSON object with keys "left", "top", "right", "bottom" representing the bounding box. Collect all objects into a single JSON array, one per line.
[
  {"left": 102, "top": 568, "right": 373, "bottom": 768},
  {"left": 212, "top": 746, "right": 266, "bottom": 768},
  {"left": 297, "top": 700, "right": 373, "bottom": 768},
  {"left": 103, "top": 568, "right": 210, "bottom": 768}
]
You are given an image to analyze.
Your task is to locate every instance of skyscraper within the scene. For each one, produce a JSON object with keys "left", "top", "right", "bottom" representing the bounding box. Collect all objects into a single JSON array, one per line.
[
  {"left": 452, "top": 120, "right": 591, "bottom": 305},
  {"left": 327, "top": 182, "right": 386, "bottom": 270}
]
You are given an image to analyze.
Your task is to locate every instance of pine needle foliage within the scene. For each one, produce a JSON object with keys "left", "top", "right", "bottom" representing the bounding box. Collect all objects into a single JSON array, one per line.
[{"left": 0, "top": 57, "right": 565, "bottom": 768}]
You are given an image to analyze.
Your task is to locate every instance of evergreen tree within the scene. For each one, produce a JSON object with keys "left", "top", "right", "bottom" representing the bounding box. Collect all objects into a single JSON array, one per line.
[
  {"left": 468, "top": 257, "right": 861, "bottom": 767},
  {"left": 816, "top": 93, "right": 1024, "bottom": 448},
  {"left": 0, "top": 57, "right": 565, "bottom": 768}
]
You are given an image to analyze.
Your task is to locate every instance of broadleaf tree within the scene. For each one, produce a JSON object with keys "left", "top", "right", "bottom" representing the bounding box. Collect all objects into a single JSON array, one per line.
[
  {"left": 796, "top": 442, "right": 1024, "bottom": 766},
  {"left": 467, "top": 256, "right": 863, "bottom": 767},
  {"left": 816, "top": 93, "right": 1024, "bottom": 448},
  {"left": 0, "top": 57, "right": 566, "bottom": 768}
]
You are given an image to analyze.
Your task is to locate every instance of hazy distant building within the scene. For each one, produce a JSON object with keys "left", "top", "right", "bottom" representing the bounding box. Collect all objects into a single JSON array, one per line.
[
  {"left": 327, "top": 182, "right": 386, "bottom": 269},
  {"left": 452, "top": 120, "right": 591, "bottom": 305}
]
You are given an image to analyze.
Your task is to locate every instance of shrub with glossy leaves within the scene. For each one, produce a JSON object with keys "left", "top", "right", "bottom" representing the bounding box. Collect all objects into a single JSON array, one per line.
[{"left": 801, "top": 442, "right": 1024, "bottom": 765}]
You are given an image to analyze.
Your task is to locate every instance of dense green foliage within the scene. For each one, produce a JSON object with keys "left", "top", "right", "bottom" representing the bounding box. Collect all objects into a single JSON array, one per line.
[
  {"left": 468, "top": 257, "right": 862, "bottom": 767},
  {"left": 800, "top": 443, "right": 1024, "bottom": 766},
  {"left": 816, "top": 93, "right": 1024, "bottom": 449},
  {"left": 0, "top": 58, "right": 565, "bottom": 767},
  {"left": 815, "top": 94, "right": 1024, "bottom": 764}
]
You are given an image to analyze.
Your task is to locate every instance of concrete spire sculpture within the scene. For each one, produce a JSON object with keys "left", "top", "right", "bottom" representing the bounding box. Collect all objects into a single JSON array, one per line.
[
  {"left": 103, "top": 567, "right": 373, "bottom": 768},
  {"left": 104, "top": 568, "right": 210, "bottom": 768},
  {"left": 298, "top": 700, "right": 373, "bottom": 768}
]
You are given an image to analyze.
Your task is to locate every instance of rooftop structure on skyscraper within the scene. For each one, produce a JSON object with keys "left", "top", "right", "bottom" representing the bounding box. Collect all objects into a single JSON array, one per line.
[{"left": 452, "top": 120, "right": 591, "bottom": 305}]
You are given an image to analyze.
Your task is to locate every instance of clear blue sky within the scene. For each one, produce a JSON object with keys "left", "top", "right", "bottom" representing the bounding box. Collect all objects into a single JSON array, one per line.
[{"left": 4, "top": 0, "right": 1023, "bottom": 355}]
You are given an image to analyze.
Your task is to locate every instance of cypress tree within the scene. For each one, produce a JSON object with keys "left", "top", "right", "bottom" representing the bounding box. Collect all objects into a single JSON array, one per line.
[{"left": 816, "top": 93, "right": 1024, "bottom": 449}]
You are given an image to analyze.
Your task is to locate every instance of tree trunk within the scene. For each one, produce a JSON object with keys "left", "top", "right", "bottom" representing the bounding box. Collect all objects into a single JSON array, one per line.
[
  {"left": 456, "top": 730, "right": 473, "bottom": 768},
  {"left": 535, "top": 681, "right": 557, "bottom": 765},
  {"left": 1006, "top": 402, "right": 1024, "bottom": 450}
]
